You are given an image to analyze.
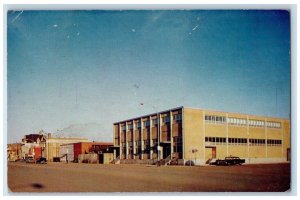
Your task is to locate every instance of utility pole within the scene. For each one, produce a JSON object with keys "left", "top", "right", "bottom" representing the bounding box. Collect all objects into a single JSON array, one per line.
[{"left": 192, "top": 149, "right": 198, "bottom": 166}]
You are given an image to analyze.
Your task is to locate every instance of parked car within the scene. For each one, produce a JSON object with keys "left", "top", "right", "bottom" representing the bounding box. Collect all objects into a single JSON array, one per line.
[
  {"left": 36, "top": 157, "right": 47, "bottom": 164},
  {"left": 210, "top": 156, "right": 245, "bottom": 166},
  {"left": 185, "top": 160, "right": 195, "bottom": 166},
  {"left": 26, "top": 157, "right": 35, "bottom": 163}
]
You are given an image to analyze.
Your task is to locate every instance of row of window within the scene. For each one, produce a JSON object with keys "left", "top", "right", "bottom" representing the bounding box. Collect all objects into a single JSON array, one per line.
[
  {"left": 249, "top": 139, "right": 266, "bottom": 145},
  {"left": 266, "top": 122, "right": 281, "bottom": 128},
  {"left": 120, "top": 114, "right": 183, "bottom": 130},
  {"left": 205, "top": 137, "right": 282, "bottom": 146},
  {"left": 205, "top": 115, "right": 226, "bottom": 123},
  {"left": 205, "top": 137, "right": 227, "bottom": 143},
  {"left": 162, "top": 114, "right": 182, "bottom": 123},
  {"left": 205, "top": 115, "right": 281, "bottom": 128},
  {"left": 205, "top": 137, "right": 247, "bottom": 144},
  {"left": 267, "top": 139, "right": 282, "bottom": 145},
  {"left": 228, "top": 118, "right": 247, "bottom": 125}
]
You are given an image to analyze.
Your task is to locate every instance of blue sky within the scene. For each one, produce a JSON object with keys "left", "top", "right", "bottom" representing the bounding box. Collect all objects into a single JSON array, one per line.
[{"left": 7, "top": 10, "right": 291, "bottom": 143}]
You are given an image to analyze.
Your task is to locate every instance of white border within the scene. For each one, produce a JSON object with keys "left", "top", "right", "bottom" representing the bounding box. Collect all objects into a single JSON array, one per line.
[{"left": 1, "top": 1, "right": 299, "bottom": 200}]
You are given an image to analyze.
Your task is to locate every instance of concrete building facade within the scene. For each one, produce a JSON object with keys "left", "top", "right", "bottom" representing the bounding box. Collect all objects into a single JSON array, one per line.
[{"left": 113, "top": 107, "right": 290, "bottom": 165}]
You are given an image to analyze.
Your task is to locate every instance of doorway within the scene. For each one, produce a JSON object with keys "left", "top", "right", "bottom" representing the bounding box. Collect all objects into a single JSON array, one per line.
[
  {"left": 161, "top": 143, "right": 171, "bottom": 159},
  {"left": 205, "top": 147, "right": 216, "bottom": 160}
]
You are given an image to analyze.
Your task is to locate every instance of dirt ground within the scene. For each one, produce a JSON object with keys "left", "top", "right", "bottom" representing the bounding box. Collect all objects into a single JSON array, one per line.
[{"left": 7, "top": 162, "right": 290, "bottom": 193}]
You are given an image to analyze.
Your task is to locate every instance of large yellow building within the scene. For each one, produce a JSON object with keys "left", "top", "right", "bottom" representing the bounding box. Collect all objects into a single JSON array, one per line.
[{"left": 113, "top": 107, "right": 290, "bottom": 165}]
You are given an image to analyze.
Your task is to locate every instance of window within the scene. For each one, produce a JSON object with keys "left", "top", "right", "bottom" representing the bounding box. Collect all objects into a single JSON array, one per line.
[
  {"left": 173, "top": 136, "right": 182, "bottom": 159},
  {"left": 143, "top": 120, "right": 150, "bottom": 127},
  {"left": 163, "top": 116, "right": 170, "bottom": 123},
  {"left": 121, "top": 125, "right": 126, "bottom": 131},
  {"left": 128, "top": 141, "right": 133, "bottom": 146},
  {"left": 128, "top": 124, "right": 133, "bottom": 130},
  {"left": 152, "top": 118, "right": 158, "bottom": 125},
  {"left": 173, "top": 114, "right": 182, "bottom": 121},
  {"left": 143, "top": 140, "right": 150, "bottom": 145},
  {"left": 152, "top": 139, "right": 157, "bottom": 145},
  {"left": 143, "top": 140, "right": 150, "bottom": 154},
  {"left": 135, "top": 122, "right": 141, "bottom": 128}
]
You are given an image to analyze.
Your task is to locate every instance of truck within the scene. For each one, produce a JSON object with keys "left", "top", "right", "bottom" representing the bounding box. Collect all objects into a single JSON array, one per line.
[{"left": 210, "top": 156, "right": 245, "bottom": 166}]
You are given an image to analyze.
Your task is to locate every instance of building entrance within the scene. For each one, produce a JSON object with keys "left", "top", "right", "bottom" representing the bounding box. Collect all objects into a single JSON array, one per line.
[
  {"left": 205, "top": 147, "right": 216, "bottom": 160},
  {"left": 161, "top": 143, "right": 171, "bottom": 159}
]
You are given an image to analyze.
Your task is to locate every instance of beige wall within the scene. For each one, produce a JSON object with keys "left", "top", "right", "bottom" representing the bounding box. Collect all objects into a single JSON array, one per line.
[
  {"left": 183, "top": 108, "right": 204, "bottom": 163},
  {"left": 183, "top": 108, "right": 290, "bottom": 164}
]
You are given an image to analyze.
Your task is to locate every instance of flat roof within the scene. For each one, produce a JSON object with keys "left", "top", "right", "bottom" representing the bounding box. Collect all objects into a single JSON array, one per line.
[
  {"left": 184, "top": 106, "right": 290, "bottom": 121},
  {"left": 113, "top": 106, "right": 183, "bottom": 124},
  {"left": 113, "top": 106, "right": 289, "bottom": 124}
]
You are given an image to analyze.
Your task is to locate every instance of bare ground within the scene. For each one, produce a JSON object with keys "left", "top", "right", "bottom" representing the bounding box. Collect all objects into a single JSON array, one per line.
[{"left": 7, "top": 162, "right": 290, "bottom": 193}]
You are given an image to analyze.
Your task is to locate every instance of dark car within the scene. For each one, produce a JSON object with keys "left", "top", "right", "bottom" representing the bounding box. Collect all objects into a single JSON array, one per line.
[
  {"left": 210, "top": 156, "right": 245, "bottom": 166},
  {"left": 25, "top": 157, "right": 35, "bottom": 163},
  {"left": 224, "top": 156, "right": 245, "bottom": 165},
  {"left": 36, "top": 157, "right": 47, "bottom": 164}
]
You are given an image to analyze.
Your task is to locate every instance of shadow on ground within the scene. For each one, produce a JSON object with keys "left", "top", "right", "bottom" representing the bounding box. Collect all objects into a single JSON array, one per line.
[{"left": 30, "top": 183, "right": 44, "bottom": 189}]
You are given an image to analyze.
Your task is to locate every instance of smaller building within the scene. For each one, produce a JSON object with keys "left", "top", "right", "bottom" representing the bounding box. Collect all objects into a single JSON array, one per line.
[
  {"left": 44, "top": 133, "right": 89, "bottom": 162},
  {"left": 7, "top": 143, "right": 22, "bottom": 161},
  {"left": 21, "top": 134, "right": 46, "bottom": 160},
  {"left": 73, "top": 142, "right": 113, "bottom": 162},
  {"left": 59, "top": 141, "right": 113, "bottom": 163}
]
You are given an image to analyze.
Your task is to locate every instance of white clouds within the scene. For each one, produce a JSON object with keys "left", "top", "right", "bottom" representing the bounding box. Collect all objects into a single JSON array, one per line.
[
  {"left": 53, "top": 24, "right": 58, "bottom": 28},
  {"left": 132, "top": 29, "right": 136, "bottom": 32}
]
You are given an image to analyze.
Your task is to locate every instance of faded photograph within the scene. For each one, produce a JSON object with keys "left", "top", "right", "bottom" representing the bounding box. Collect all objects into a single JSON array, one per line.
[{"left": 7, "top": 9, "right": 291, "bottom": 193}]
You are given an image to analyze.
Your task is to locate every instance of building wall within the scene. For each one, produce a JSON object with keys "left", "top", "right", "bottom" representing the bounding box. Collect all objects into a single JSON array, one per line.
[
  {"left": 183, "top": 108, "right": 290, "bottom": 165},
  {"left": 60, "top": 144, "right": 74, "bottom": 162},
  {"left": 182, "top": 108, "right": 204, "bottom": 165},
  {"left": 33, "top": 147, "right": 42, "bottom": 160}
]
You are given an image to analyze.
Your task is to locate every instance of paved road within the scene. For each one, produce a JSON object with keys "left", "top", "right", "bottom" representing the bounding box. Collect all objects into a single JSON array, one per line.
[{"left": 7, "top": 162, "right": 290, "bottom": 193}]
